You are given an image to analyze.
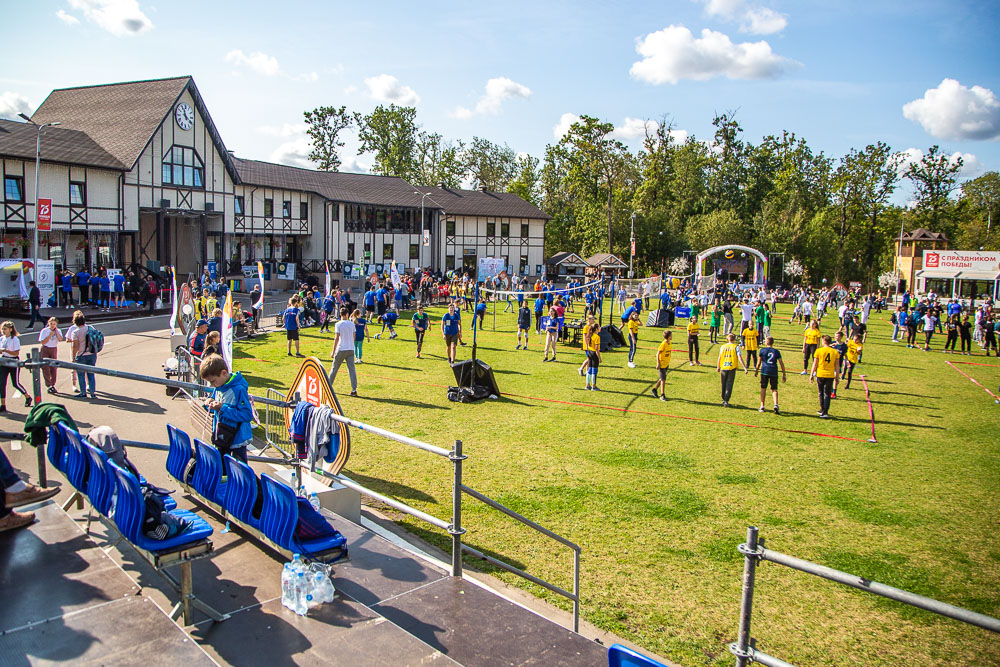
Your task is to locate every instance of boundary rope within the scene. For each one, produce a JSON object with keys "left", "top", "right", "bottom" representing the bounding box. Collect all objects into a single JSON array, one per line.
[{"left": 945, "top": 360, "right": 1000, "bottom": 402}]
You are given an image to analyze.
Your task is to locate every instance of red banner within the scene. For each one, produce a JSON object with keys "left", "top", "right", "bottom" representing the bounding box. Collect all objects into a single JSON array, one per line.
[{"left": 37, "top": 198, "right": 52, "bottom": 231}]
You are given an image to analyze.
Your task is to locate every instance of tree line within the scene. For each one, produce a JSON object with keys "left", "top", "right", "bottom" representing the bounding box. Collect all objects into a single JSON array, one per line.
[{"left": 304, "top": 104, "right": 1000, "bottom": 287}]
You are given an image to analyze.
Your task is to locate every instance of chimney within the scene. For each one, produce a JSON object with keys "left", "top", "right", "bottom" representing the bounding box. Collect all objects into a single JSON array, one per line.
[
  {"left": 437, "top": 181, "right": 446, "bottom": 189},
  {"left": 478, "top": 183, "right": 488, "bottom": 192}
]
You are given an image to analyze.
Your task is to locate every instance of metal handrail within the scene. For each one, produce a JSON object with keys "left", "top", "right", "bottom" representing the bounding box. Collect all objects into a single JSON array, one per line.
[{"left": 731, "top": 526, "right": 1000, "bottom": 667}]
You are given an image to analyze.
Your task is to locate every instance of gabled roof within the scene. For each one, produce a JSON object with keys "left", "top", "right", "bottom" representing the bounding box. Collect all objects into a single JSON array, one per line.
[
  {"left": 902, "top": 228, "right": 948, "bottom": 242},
  {"left": 416, "top": 186, "right": 549, "bottom": 219},
  {"left": 0, "top": 119, "right": 123, "bottom": 170},
  {"left": 546, "top": 251, "right": 588, "bottom": 266},
  {"left": 587, "top": 253, "right": 627, "bottom": 268}
]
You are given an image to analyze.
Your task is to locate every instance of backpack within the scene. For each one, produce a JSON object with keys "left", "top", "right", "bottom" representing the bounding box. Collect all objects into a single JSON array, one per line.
[{"left": 86, "top": 326, "right": 105, "bottom": 354}]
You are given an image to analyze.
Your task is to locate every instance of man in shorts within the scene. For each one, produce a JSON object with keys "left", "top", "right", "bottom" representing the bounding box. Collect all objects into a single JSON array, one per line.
[
  {"left": 441, "top": 302, "right": 461, "bottom": 364},
  {"left": 283, "top": 297, "right": 303, "bottom": 357},
  {"left": 755, "top": 337, "right": 786, "bottom": 414}
]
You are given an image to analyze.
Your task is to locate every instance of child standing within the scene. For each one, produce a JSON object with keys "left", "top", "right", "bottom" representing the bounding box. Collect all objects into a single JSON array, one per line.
[
  {"left": 38, "top": 317, "right": 64, "bottom": 393},
  {"left": 543, "top": 307, "right": 560, "bottom": 362},
  {"left": 652, "top": 330, "right": 672, "bottom": 401},
  {"left": 283, "top": 297, "right": 303, "bottom": 357},
  {"left": 411, "top": 305, "right": 430, "bottom": 358},
  {"left": 626, "top": 310, "right": 641, "bottom": 368},
  {"left": 352, "top": 309, "right": 369, "bottom": 363},
  {"left": 716, "top": 333, "right": 747, "bottom": 408},
  {"left": 801, "top": 321, "right": 821, "bottom": 375},
  {"left": 578, "top": 315, "right": 596, "bottom": 377},
  {"left": 709, "top": 302, "right": 721, "bottom": 344},
  {"left": 687, "top": 317, "right": 701, "bottom": 366},
  {"left": 515, "top": 303, "right": 531, "bottom": 349},
  {"left": 585, "top": 323, "right": 602, "bottom": 391},
  {"left": 0, "top": 321, "right": 32, "bottom": 411},
  {"left": 742, "top": 320, "right": 759, "bottom": 370},
  {"left": 842, "top": 333, "right": 863, "bottom": 390},
  {"left": 755, "top": 336, "right": 786, "bottom": 413},
  {"left": 200, "top": 354, "right": 254, "bottom": 463}
]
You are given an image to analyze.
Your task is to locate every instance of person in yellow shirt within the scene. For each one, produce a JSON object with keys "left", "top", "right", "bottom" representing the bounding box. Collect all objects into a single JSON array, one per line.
[
  {"left": 626, "top": 311, "right": 641, "bottom": 368},
  {"left": 686, "top": 318, "right": 701, "bottom": 366},
  {"left": 841, "top": 333, "right": 863, "bottom": 390},
  {"left": 716, "top": 333, "right": 747, "bottom": 407},
  {"left": 585, "top": 323, "right": 603, "bottom": 391},
  {"left": 578, "top": 315, "right": 596, "bottom": 377},
  {"left": 652, "top": 330, "right": 673, "bottom": 401},
  {"left": 809, "top": 335, "right": 840, "bottom": 418},
  {"left": 742, "top": 322, "right": 759, "bottom": 369},
  {"left": 801, "top": 321, "right": 821, "bottom": 375}
]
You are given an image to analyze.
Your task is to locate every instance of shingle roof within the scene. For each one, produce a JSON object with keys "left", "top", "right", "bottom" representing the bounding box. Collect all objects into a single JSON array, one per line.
[
  {"left": 587, "top": 253, "right": 627, "bottom": 267},
  {"left": 0, "top": 119, "right": 124, "bottom": 170},
  {"left": 31, "top": 76, "right": 191, "bottom": 170},
  {"left": 416, "top": 186, "right": 549, "bottom": 219},
  {"left": 902, "top": 228, "right": 948, "bottom": 242},
  {"left": 546, "top": 251, "right": 588, "bottom": 265}
]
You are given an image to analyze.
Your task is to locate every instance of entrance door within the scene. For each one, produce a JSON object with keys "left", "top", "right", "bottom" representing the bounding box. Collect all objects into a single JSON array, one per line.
[{"left": 463, "top": 248, "right": 477, "bottom": 276}]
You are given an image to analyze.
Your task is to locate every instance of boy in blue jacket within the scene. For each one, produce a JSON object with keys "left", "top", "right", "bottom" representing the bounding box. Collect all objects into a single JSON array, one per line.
[{"left": 200, "top": 354, "right": 254, "bottom": 463}]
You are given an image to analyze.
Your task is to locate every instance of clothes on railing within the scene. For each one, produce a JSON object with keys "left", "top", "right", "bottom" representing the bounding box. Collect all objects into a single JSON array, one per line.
[
  {"left": 289, "top": 401, "right": 341, "bottom": 467},
  {"left": 24, "top": 403, "right": 78, "bottom": 447}
]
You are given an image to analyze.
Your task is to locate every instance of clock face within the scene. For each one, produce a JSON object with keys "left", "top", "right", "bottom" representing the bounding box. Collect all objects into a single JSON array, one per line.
[{"left": 175, "top": 103, "right": 194, "bottom": 130}]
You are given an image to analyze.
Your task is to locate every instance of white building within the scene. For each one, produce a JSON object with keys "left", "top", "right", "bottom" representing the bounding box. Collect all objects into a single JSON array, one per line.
[{"left": 0, "top": 75, "right": 548, "bottom": 284}]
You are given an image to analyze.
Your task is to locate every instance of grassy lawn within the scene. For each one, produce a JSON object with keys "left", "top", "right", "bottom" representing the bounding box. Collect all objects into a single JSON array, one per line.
[{"left": 234, "top": 300, "right": 1000, "bottom": 666}]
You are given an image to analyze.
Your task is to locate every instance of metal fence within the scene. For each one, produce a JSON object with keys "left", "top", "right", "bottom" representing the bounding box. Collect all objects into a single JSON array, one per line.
[
  {"left": 730, "top": 526, "right": 1000, "bottom": 667},
  {"left": 8, "top": 350, "right": 583, "bottom": 632}
]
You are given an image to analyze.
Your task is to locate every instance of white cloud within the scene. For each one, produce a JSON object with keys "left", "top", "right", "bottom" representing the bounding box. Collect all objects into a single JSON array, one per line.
[
  {"left": 294, "top": 71, "right": 319, "bottom": 83},
  {"left": 0, "top": 92, "right": 32, "bottom": 120},
  {"left": 225, "top": 49, "right": 281, "bottom": 77},
  {"left": 700, "top": 0, "right": 787, "bottom": 34},
  {"left": 269, "top": 136, "right": 312, "bottom": 169},
  {"left": 902, "top": 78, "right": 1000, "bottom": 141},
  {"left": 256, "top": 123, "right": 308, "bottom": 138},
  {"left": 611, "top": 117, "right": 658, "bottom": 140},
  {"left": 343, "top": 84, "right": 359, "bottom": 96},
  {"left": 340, "top": 155, "right": 369, "bottom": 174},
  {"left": 364, "top": 74, "right": 420, "bottom": 106},
  {"left": 67, "top": 0, "right": 152, "bottom": 36},
  {"left": 56, "top": 9, "right": 80, "bottom": 25},
  {"left": 630, "top": 25, "right": 794, "bottom": 85},
  {"left": 553, "top": 112, "right": 581, "bottom": 139},
  {"left": 453, "top": 76, "right": 532, "bottom": 118},
  {"left": 896, "top": 147, "right": 986, "bottom": 181}
]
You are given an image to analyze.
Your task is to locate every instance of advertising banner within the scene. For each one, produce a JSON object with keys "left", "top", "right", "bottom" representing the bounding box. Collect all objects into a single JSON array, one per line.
[
  {"left": 923, "top": 250, "right": 1000, "bottom": 273},
  {"left": 36, "top": 259, "right": 56, "bottom": 306}
]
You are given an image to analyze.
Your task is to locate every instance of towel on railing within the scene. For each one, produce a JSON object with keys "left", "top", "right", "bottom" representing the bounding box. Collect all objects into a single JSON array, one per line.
[
  {"left": 305, "top": 406, "right": 340, "bottom": 468},
  {"left": 23, "top": 403, "right": 78, "bottom": 448},
  {"left": 289, "top": 401, "right": 313, "bottom": 458}
]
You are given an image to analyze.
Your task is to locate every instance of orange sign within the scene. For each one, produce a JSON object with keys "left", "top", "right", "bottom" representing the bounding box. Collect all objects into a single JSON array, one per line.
[
  {"left": 284, "top": 357, "right": 351, "bottom": 475},
  {"left": 37, "top": 198, "right": 52, "bottom": 231}
]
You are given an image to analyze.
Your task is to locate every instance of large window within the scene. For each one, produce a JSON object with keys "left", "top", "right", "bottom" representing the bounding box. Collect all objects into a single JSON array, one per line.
[
  {"left": 486, "top": 222, "right": 495, "bottom": 237},
  {"left": 234, "top": 196, "right": 244, "bottom": 215},
  {"left": 501, "top": 222, "right": 509, "bottom": 237},
  {"left": 446, "top": 220, "right": 456, "bottom": 236},
  {"left": 264, "top": 198, "right": 273, "bottom": 217},
  {"left": 446, "top": 254, "right": 455, "bottom": 270},
  {"left": 341, "top": 204, "right": 422, "bottom": 234},
  {"left": 69, "top": 182, "right": 86, "bottom": 206},
  {"left": 4, "top": 176, "right": 24, "bottom": 202},
  {"left": 521, "top": 255, "right": 528, "bottom": 274},
  {"left": 282, "top": 200, "right": 292, "bottom": 219},
  {"left": 409, "top": 243, "right": 419, "bottom": 260},
  {"left": 521, "top": 223, "right": 529, "bottom": 238},
  {"left": 347, "top": 243, "right": 355, "bottom": 262},
  {"left": 161, "top": 145, "right": 204, "bottom": 188}
]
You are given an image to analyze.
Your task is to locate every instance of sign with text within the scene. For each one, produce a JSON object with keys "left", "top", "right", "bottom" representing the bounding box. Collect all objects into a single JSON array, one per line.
[
  {"left": 284, "top": 357, "right": 352, "bottom": 475},
  {"left": 923, "top": 250, "right": 1000, "bottom": 274},
  {"left": 37, "top": 198, "right": 52, "bottom": 231},
  {"left": 477, "top": 256, "right": 504, "bottom": 282},
  {"left": 276, "top": 262, "right": 296, "bottom": 281},
  {"left": 37, "top": 260, "right": 55, "bottom": 306}
]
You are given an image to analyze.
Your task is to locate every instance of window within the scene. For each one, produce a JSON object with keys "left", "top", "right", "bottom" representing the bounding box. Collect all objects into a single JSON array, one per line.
[
  {"left": 69, "top": 181, "right": 86, "bottom": 207},
  {"left": 161, "top": 145, "right": 204, "bottom": 188},
  {"left": 446, "top": 220, "right": 456, "bottom": 236},
  {"left": 486, "top": 222, "right": 495, "bottom": 237},
  {"left": 501, "top": 222, "right": 509, "bottom": 237},
  {"left": 363, "top": 242, "right": 371, "bottom": 254},
  {"left": 4, "top": 176, "right": 24, "bottom": 202},
  {"left": 234, "top": 196, "right": 244, "bottom": 215},
  {"left": 347, "top": 243, "right": 355, "bottom": 262},
  {"left": 521, "top": 255, "right": 528, "bottom": 274},
  {"left": 264, "top": 198, "right": 273, "bottom": 217},
  {"left": 282, "top": 200, "right": 292, "bottom": 219},
  {"left": 521, "top": 223, "right": 529, "bottom": 238},
  {"left": 300, "top": 202, "right": 308, "bottom": 220},
  {"left": 409, "top": 243, "right": 418, "bottom": 260},
  {"left": 330, "top": 203, "right": 339, "bottom": 221},
  {"left": 446, "top": 254, "right": 455, "bottom": 270},
  {"left": 383, "top": 243, "right": 393, "bottom": 260}
]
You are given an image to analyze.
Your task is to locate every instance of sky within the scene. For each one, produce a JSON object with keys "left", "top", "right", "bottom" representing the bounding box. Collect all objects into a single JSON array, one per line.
[{"left": 2, "top": 0, "right": 999, "bottom": 203}]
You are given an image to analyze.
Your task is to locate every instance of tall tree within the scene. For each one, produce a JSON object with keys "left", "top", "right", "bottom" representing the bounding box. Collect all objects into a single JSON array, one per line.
[
  {"left": 905, "top": 145, "right": 963, "bottom": 234},
  {"left": 464, "top": 137, "right": 518, "bottom": 191},
  {"left": 956, "top": 171, "right": 1000, "bottom": 249},
  {"left": 414, "top": 131, "right": 465, "bottom": 188},
  {"left": 507, "top": 154, "right": 541, "bottom": 206},
  {"left": 853, "top": 142, "right": 901, "bottom": 286},
  {"left": 303, "top": 105, "right": 352, "bottom": 171},
  {"left": 354, "top": 104, "right": 420, "bottom": 180}
]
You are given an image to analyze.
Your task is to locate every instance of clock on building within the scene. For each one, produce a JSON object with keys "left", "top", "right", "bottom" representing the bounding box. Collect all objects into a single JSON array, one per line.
[{"left": 175, "top": 103, "right": 194, "bottom": 130}]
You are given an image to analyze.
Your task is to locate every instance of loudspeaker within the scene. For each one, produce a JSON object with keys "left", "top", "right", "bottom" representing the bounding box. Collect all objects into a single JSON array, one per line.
[
  {"left": 646, "top": 309, "right": 674, "bottom": 327},
  {"left": 598, "top": 326, "right": 626, "bottom": 351},
  {"left": 451, "top": 358, "right": 501, "bottom": 397}
]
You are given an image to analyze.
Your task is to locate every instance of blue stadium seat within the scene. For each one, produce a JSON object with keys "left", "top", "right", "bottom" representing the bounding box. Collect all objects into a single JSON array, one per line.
[
  {"left": 191, "top": 439, "right": 227, "bottom": 505},
  {"left": 83, "top": 443, "right": 115, "bottom": 517},
  {"left": 47, "top": 425, "right": 69, "bottom": 473},
  {"left": 223, "top": 455, "right": 260, "bottom": 529},
  {"left": 59, "top": 423, "right": 89, "bottom": 494},
  {"left": 608, "top": 644, "right": 667, "bottom": 667},
  {"left": 108, "top": 462, "right": 212, "bottom": 552},
  {"left": 165, "top": 424, "right": 193, "bottom": 485},
  {"left": 259, "top": 473, "right": 346, "bottom": 557}
]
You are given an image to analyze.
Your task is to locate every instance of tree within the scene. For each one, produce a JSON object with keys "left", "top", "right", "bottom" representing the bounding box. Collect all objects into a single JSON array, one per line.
[
  {"left": 905, "top": 145, "right": 962, "bottom": 234},
  {"left": 464, "top": 137, "right": 518, "bottom": 191},
  {"left": 853, "top": 142, "right": 901, "bottom": 287},
  {"left": 956, "top": 171, "right": 1000, "bottom": 250},
  {"left": 415, "top": 131, "right": 465, "bottom": 188},
  {"left": 507, "top": 154, "right": 540, "bottom": 206},
  {"left": 303, "top": 105, "right": 352, "bottom": 172},
  {"left": 685, "top": 209, "right": 746, "bottom": 251},
  {"left": 354, "top": 104, "right": 419, "bottom": 180}
]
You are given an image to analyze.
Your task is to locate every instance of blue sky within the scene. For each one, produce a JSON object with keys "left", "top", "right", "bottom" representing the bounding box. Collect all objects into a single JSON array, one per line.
[{"left": 3, "top": 0, "right": 999, "bottom": 201}]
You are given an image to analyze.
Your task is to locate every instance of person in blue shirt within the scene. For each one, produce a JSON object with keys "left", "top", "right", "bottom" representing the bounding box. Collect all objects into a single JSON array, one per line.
[
  {"left": 411, "top": 305, "right": 431, "bottom": 358},
  {"left": 533, "top": 295, "right": 545, "bottom": 333},
  {"left": 98, "top": 273, "right": 111, "bottom": 310},
  {"left": 199, "top": 355, "right": 254, "bottom": 463},
  {"left": 375, "top": 285, "right": 389, "bottom": 316},
  {"left": 215, "top": 280, "right": 228, "bottom": 304},
  {"left": 352, "top": 309, "right": 369, "bottom": 362},
  {"left": 61, "top": 270, "right": 74, "bottom": 308},
  {"left": 377, "top": 310, "right": 398, "bottom": 339},
  {"left": 621, "top": 303, "right": 637, "bottom": 326},
  {"left": 585, "top": 290, "right": 595, "bottom": 317},
  {"left": 544, "top": 284, "right": 555, "bottom": 307},
  {"left": 112, "top": 272, "right": 126, "bottom": 308},
  {"left": 516, "top": 286, "right": 525, "bottom": 308},
  {"left": 441, "top": 302, "right": 461, "bottom": 364},
  {"left": 516, "top": 303, "right": 531, "bottom": 349},
  {"left": 363, "top": 287, "right": 377, "bottom": 316},
  {"left": 283, "top": 296, "right": 303, "bottom": 357},
  {"left": 75, "top": 268, "right": 90, "bottom": 306},
  {"left": 659, "top": 291, "right": 671, "bottom": 311},
  {"left": 319, "top": 293, "right": 336, "bottom": 333},
  {"left": 754, "top": 336, "right": 787, "bottom": 414},
  {"left": 475, "top": 300, "right": 487, "bottom": 330}
]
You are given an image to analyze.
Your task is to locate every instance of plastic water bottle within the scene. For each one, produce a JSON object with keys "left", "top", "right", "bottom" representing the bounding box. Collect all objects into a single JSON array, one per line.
[
  {"left": 309, "top": 493, "right": 320, "bottom": 512},
  {"left": 315, "top": 571, "right": 335, "bottom": 603},
  {"left": 290, "top": 470, "right": 298, "bottom": 494},
  {"left": 290, "top": 553, "right": 304, "bottom": 575},
  {"left": 280, "top": 563, "right": 293, "bottom": 609},
  {"left": 293, "top": 572, "right": 308, "bottom": 615}
]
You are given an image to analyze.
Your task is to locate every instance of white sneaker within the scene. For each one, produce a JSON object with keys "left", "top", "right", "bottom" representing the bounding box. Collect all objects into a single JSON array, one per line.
[
  {"left": 627, "top": 362, "right": 636, "bottom": 368},
  {"left": 800, "top": 370, "right": 807, "bottom": 375}
]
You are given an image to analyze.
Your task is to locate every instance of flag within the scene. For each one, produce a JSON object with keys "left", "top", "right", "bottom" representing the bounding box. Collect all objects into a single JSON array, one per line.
[
  {"left": 390, "top": 262, "right": 401, "bottom": 290},
  {"left": 18, "top": 263, "right": 29, "bottom": 299},
  {"left": 221, "top": 291, "right": 233, "bottom": 370},
  {"left": 254, "top": 261, "right": 265, "bottom": 309},
  {"left": 168, "top": 266, "right": 178, "bottom": 335},
  {"left": 324, "top": 261, "right": 332, "bottom": 298}
]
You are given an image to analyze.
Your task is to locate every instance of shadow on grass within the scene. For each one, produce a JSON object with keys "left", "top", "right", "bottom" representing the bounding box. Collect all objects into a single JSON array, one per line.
[
  {"left": 347, "top": 471, "right": 439, "bottom": 504},
  {"left": 355, "top": 394, "right": 446, "bottom": 410}
]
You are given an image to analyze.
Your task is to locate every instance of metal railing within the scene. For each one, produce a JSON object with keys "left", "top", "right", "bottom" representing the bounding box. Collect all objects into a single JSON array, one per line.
[
  {"left": 9, "top": 351, "right": 583, "bottom": 633},
  {"left": 731, "top": 526, "right": 1000, "bottom": 667}
]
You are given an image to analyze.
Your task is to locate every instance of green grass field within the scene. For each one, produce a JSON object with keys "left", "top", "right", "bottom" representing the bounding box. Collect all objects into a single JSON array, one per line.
[{"left": 234, "top": 300, "right": 1000, "bottom": 666}]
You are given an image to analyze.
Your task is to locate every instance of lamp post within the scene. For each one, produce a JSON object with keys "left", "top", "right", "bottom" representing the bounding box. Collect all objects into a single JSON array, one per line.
[
  {"left": 414, "top": 190, "right": 433, "bottom": 271},
  {"left": 893, "top": 217, "right": 906, "bottom": 306},
  {"left": 628, "top": 212, "right": 636, "bottom": 279},
  {"left": 19, "top": 113, "right": 60, "bottom": 283}
]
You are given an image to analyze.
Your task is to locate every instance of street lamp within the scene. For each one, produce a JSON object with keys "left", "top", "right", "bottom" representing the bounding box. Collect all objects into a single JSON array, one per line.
[
  {"left": 628, "top": 212, "right": 636, "bottom": 279},
  {"left": 18, "top": 113, "right": 60, "bottom": 284},
  {"left": 414, "top": 190, "right": 433, "bottom": 271}
]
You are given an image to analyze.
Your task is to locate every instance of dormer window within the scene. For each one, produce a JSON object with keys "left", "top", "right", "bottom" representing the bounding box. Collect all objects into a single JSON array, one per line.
[{"left": 161, "top": 145, "right": 204, "bottom": 188}]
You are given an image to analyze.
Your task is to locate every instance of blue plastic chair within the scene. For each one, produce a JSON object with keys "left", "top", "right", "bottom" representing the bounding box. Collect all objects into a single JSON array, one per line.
[
  {"left": 59, "top": 423, "right": 89, "bottom": 494},
  {"left": 165, "top": 424, "right": 193, "bottom": 485},
  {"left": 608, "top": 644, "right": 668, "bottom": 667},
  {"left": 191, "top": 439, "right": 227, "bottom": 505},
  {"left": 83, "top": 443, "right": 115, "bottom": 517},
  {"left": 223, "top": 456, "right": 260, "bottom": 528},
  {"left": 259, "top": 474, "right": 346, "bottom": 557},
  {"left": 108, "top": 462, "right": 213, "bottom": 552},
  {"left": 46, "top": 425, "right": 69, "bottom": 473}
]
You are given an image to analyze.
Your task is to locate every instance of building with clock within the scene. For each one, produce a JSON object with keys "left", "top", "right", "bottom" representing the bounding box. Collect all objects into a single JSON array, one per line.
[{"left": 0, "top": 75, "right": 548, "bottom": 283}]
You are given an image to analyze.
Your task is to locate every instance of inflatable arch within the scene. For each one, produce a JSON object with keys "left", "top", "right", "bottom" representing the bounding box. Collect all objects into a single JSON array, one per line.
[{"left": 694, "top": 245, "right": 768, "bottom": 285}]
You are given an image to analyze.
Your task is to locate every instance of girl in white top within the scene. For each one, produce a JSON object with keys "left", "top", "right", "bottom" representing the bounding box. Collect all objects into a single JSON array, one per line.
[
  {"left": 65, "top": 309, "right": 84, "bottom": 392},
  {"left": 0, "top": 320, "right": 32, "bottom": 412},
  {"left": 38, "top": 316, "right": 64, "bottom": 393}
]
